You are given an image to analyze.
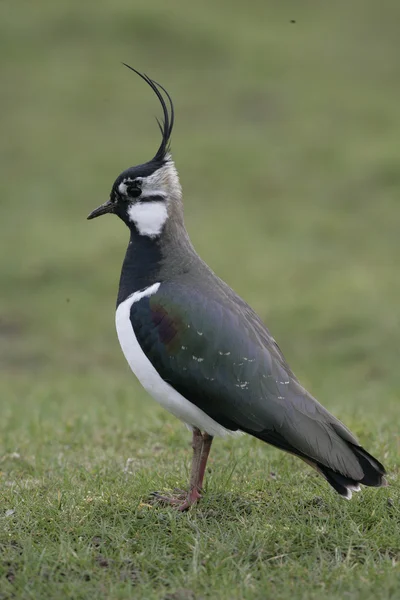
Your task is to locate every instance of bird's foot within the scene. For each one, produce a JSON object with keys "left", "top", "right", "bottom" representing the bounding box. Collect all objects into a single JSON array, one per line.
[
  {"left": 150, "top": 487, "right": 202, "bottom": 511},
  {"left": 150, "top": 489, "right": 186, "bottom": 506}
]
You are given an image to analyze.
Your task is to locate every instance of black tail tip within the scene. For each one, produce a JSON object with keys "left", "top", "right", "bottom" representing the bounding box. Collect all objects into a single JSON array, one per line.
[
  {"left": 351, "top": 444, "right": 386, "bottom": 487},
  {"left": 318, "top": 444, "right": 387, "bottom": 499}
]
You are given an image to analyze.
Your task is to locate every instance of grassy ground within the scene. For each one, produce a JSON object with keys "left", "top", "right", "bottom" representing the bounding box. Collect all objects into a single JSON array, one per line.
[{"left": 1, "top": 0, "right": 399, "bottom": 598}]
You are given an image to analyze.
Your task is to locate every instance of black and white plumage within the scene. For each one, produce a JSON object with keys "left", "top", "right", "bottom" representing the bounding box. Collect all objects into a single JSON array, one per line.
[{"left": 88, "top": 66, "right": 387, "bottom": 510}]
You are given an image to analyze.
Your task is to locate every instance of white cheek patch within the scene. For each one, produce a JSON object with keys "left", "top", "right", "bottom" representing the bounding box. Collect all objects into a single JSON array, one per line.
[
  {"left": 118, "top": 182, "right": 128, "bottom": 195},
  {"left": 127, "top": 201, "right": 168, "bottom": 237}
]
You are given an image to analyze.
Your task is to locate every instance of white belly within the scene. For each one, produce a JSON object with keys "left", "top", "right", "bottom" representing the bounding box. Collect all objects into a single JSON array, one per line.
[{"left": 115, "top": 283, "right": 238, "bottom": 438}]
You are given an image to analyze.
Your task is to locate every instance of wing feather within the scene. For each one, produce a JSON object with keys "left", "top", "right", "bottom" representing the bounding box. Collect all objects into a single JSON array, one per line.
[{"left": 130, "top": 282, "right": 362, "bottom": 478}]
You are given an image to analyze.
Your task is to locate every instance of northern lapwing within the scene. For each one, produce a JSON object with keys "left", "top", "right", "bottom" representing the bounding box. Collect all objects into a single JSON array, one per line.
[{"left": 88, "top": 66, "right": 387, "bottom": 510}]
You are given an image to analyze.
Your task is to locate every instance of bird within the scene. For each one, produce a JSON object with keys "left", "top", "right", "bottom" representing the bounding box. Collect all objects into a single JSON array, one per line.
[{"left": 88, "top": 65, "right": 387, "bottom": 511}]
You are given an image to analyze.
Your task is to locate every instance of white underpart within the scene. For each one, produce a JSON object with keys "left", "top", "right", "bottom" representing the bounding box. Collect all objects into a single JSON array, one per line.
[
  {"left": 116, "top": 283, "right": 241, "bottom": 438},
  {"left": 343, "top": 482, "right": 362, "bottom": 500},
  {"left": 127, "top": 202, "right": 168, "bottom": 237}
]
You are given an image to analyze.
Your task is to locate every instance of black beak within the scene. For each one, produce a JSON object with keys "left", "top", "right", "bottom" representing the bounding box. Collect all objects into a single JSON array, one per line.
[{"left": 87, "top": 200, "right": 114, "bottom": 220}]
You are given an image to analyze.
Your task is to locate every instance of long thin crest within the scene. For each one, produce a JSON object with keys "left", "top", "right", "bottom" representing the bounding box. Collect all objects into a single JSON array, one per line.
[{"left": 122, "top": 63, "right": 174, "bottom": 162}]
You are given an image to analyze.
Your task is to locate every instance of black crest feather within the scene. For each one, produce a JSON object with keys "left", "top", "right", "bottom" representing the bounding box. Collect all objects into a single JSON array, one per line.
[{"left": 122, "top": 63, "right": 174, "bottom": 162}]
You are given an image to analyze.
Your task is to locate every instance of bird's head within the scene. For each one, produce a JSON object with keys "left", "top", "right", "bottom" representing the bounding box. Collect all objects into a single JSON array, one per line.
[{"left": 88, "top": 66, "right": 181, "bottom": 238}]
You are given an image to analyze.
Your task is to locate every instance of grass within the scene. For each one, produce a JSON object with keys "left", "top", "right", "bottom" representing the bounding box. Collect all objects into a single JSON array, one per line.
[{"left": 0, "top": 0, "right": 399, "bottom": 598}]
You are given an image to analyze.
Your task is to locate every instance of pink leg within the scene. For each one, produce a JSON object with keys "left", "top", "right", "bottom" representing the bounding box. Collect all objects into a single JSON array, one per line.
[
  {"left": 151, "top": 428, "right": 206, "bottom": 510},
  {"left": 176, "top": 428, "right": 204, "bottom": 510},
  {"left": 197, "top": 433, "right": 213, "bottom": 491}
]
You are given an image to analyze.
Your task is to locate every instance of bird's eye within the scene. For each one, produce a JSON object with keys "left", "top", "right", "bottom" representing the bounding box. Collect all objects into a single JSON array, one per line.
[{"left": 126, "top": 183, "right": 141, "bottom": 198}]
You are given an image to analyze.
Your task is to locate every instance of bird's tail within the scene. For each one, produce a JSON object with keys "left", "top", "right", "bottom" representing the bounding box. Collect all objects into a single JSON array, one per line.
[
  {"left": 250, "top": 422, "right": 387, "bottom": 499},
  {"left": 313, "top": 444, "right": 387, "bottom": 499}
]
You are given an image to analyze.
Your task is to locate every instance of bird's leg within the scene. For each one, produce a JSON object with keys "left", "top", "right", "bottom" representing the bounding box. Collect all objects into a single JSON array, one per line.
[
  {"left": 197, "top": 433, "right": 213, "bottom": 491},
  {"left": 175, "top": 428, "right": 204, "bottom": 511},
  {"left": 151, "top": 428, "right": 204, "bottom": 510},
  {"left": 174, "top": 431, "right": 213, "bottom": 510}
]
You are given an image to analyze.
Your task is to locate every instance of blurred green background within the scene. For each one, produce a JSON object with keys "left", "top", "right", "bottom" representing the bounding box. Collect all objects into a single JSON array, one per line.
[{"left": 0, "top": 1, "right": 399, "bottom": 598}]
